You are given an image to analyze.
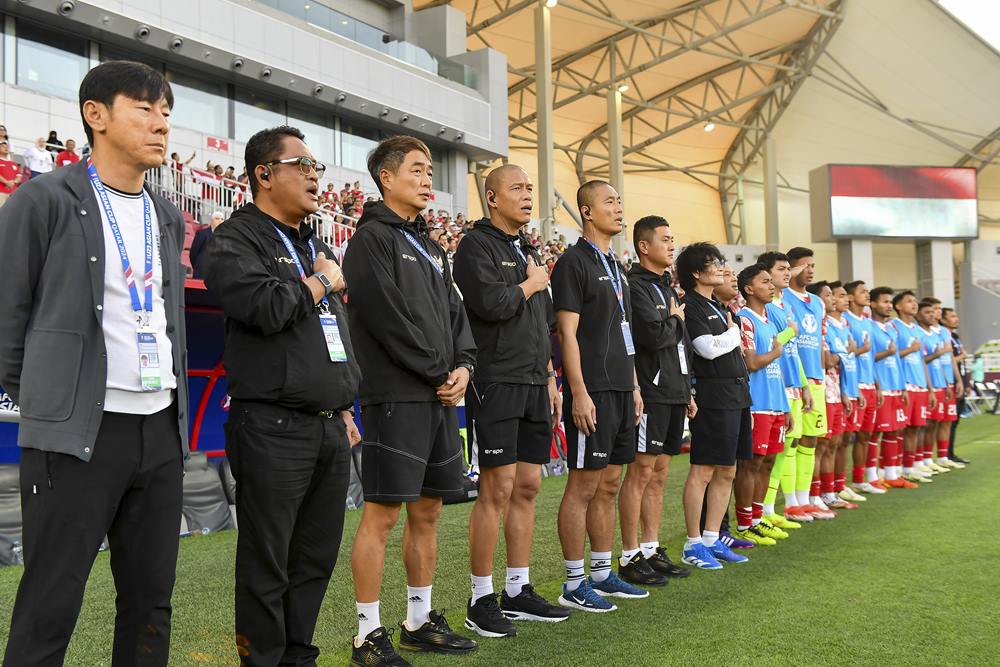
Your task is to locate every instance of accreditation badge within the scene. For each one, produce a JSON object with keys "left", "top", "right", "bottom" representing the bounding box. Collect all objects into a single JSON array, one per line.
[
  {"left": 136, "top": 328, "right": 162, "bottom": 391},
  {"left": 621, "top": 320, "right": 635, "bottom": 356},
  {"left": 320, "top": 315, "right": 348, "bottom": 362},
  {"left": 677, "top": 341, "right": 688, "bottom": 375}
]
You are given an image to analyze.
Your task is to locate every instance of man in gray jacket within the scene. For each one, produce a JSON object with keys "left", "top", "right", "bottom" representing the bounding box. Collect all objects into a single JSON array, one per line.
[{"left": 0, "top": 61, "right": 189, "bottom": 667}]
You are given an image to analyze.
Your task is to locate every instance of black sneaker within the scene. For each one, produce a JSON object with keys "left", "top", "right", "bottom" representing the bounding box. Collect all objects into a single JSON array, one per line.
[
  {"left": 351, "top": 627, "right": 412, "bottom": 667},
  {"left": 399, "top": 610, "right": 478, "bottom": 654},
  {"left": 465, "top": 594, "right": 516, "bottom": 638},
  {"left": 500, "top": 584, "right": 571, "bottom": 622},
  {"left": 618, "top": 552, "right": 668, "bottom": 587},
  {"left": 649, "top": 547, "right": 692, "bottom": 578}
]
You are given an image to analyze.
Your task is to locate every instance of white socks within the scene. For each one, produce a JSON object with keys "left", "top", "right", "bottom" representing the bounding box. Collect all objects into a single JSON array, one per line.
[
  {"left": 470, "top": 574, "right": 493, "bottom": 604},
  {"left": 763, "top": 503, "right": 775, "bottom": 516},
  {"left": 702, "top": 530, "right": 719, "bottom": 547},
  {"left": 355, "top": 601, "right": 381, "bottom": 647},
  {"left": 620, "top": 547, "right": 640, "bottom": 566},
  {"left": 590, "top": 551, "right": 612, "bottom": 582},
  {"left": 640, "top": 541, "right": 658, "bottom": 560},
  {"left": 685, "top": 536, "right": 703, "bottom": 550},
  {"left": 405, "top": 585, "right": 432, "bottom": 631},
  {"left": 796, "top": 490, "right": 811, "bottom": 506},
  {"left": 505, "top": 567, "right": 529, "bottom": 598},
  {"left": 783, "top": 491, "right": 799, "bottom": 507},
  {"left": 564, "top": 559, "right": 585, "bottom": 591}
]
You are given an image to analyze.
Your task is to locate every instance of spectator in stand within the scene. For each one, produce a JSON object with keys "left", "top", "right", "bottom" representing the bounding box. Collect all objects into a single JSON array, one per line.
[
  {"left": 55, "top": 139, "right": 81, "bottom": 168},
  {"left": 0, "top": 139, "right": 25, "bottom": 206},
  {"left": 322, "top": 182, "right": 339, "bottom": 208},
  {"left": 24, "top": 137, "right": 54, "bottom": 178},
  {"left": 190, "top": 211, "right": 225, "bottom": 279},
  {"left": 0, "top": 125, "right": 8, "bottom": 142},
  {"left": 45, "top": 129, "right": 64, "bottom": 157}
]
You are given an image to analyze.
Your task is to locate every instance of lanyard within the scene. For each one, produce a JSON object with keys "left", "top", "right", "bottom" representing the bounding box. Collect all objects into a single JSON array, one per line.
[
  {"left": 583, "top": 239, "right": 625, "bottom": 320},
  {"left": 271, "top": 223, "right": 328, "bottom": 309},
  {"left": 510, "top": 240, "right": 528, "bottom": 266},
  {"left": 705, "top": 297, "right": 730, "bottom": 324},
  {"left": 650, "top": 283, "right": 668, "bottom": 308},
  {"left": 401, "top": 229, "right": 444, "bottom": 277},
  {"left": 87, "top": 160, "right": 153, "bottom": 324}
]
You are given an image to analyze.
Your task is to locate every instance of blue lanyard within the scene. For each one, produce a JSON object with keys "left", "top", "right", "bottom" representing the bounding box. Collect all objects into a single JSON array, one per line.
[
  {"left": 650, "top": 283, "right": 668, "bottom": 308},
  {"left": 401, "top": 229, "right": 444, "bottom": 277},
  {"left": 705, "top": 298, "right": 730, "bottom": 324},
  {"left": 87, "top": 160, "right": 152, "bottom": 323},
  {"left": 271, "top": 223, "right": 328, "bottom": 309},
  {"left": 583, "top": 239, "right": 625, "bottom": 320},
  {"left": 510, "top": 240, "right": 528, "bottom": 266}
]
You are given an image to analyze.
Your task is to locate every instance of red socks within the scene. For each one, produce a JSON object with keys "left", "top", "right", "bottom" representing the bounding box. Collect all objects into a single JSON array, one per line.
[
  {"left": 811, "top": 475, "right": 821, "bottom": 498},
  {"left": 937, "top": 439, "right": 950, "bottom": 460},
  {"left": 852, "top": 465, "right": 865, "bottom": 484},
  {"left": 736, "top": 506, "right": 753, "bottom": 531},
  {"left": 821, "top": 472, "right": 835, "bottom": 495},
  {"left": 752, "top": 502, "right": 763, "bottom": 523}
]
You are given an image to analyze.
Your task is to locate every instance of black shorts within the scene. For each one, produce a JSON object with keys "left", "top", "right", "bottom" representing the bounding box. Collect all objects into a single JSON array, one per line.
[
  {"left": 360, "top": 402, "right": 466, "bottom": 503},
  {"left": 689, "top": 407, "right": 752, "bottom": 466},
  {"left": 466, "top": 382, "right": 552, "bottom": 468},
  {"left": 564, "top": 390, "right": 636, "bottom": 470},
  {"left": 637, "top": 403, "right": 687, "bottom": 456}
]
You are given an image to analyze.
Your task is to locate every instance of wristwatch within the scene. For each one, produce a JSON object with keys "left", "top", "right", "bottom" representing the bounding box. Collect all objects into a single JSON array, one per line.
[
  {"left": 313, "top": 272, "right": 333, "bottom": 295},
  {"left": 458, "top": 362, "right": 475, "bottom": 377}
]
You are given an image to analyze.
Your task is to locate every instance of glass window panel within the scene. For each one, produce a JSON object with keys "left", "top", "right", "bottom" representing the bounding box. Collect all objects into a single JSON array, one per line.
[
  {"left": 165, "top": 71, "right": 229, "bottom": 138},
  {"left": 234, "top": 89, "right": 286, "bottom": 140},
  {"left": 288, "top": 106, "right": 334, "bottom": 166},
  {"left": 16, "top": 21, "right": 89, "bottom": 101},
  {"left": 339, "top": 124, "right": 378, "bottom": 173},
  {"left": 432, "top": 149, "right": 450, "bottom": 193}
]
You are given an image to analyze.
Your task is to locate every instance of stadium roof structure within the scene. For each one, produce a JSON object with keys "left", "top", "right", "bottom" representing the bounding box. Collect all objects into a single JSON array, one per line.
[{"left": 415, "top": 0, "right": 1000, "bottom": 244}]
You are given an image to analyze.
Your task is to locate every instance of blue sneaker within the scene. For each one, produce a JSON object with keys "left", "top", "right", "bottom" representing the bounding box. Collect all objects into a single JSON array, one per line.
[
  {"left": 557, "top": 579, "right": 617, "bottom": 613},
  {"left": 681, "top": 543, "right": 723, "bottom": 570},
  {"left": 719, "top": 529, "right": 754, "bottom": 549},
  {"left": 590, "top": 572, "right": 649, "bottom": 599},
  {"left": 710, "top": 540, "right": 749, "bottom": 563}
]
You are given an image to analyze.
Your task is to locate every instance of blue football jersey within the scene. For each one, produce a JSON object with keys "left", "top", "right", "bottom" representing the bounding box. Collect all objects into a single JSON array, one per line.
[
  {"left": 934, "top": 325, "right": 956, "bottom": 384},
  {"left": 826, "top": 315, "right": 859, "bottom": 398},
  {"left": 783, "top": 288, "right": 825, "bottom": 381},
  {"left": 766, "top": 298, "right": 803, "bottom": 389},
  {"left": 918, "top": 325, "right": 946, "bottom": 389},
  {"left": 844, "top": 310, "right": 875, "bottom": 386},
  {"left": 892, "top": 319, "right": 927, "bottom": 389},
  {"left": 871, "top": 319, "right": 903, "bottom": 391},
  {"left": 739, "top": 307, "right": 790, "bottom": 413}
]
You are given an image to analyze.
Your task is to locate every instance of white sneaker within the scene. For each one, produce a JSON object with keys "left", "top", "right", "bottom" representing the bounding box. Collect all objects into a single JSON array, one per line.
[
  {"left": 928, "top": 462, "right": 950, "bottom": 473},
  {"left": 914, "top": 464, "right": 936, "bottom": 476},
  {"left": 853, "top": 481, "right": 886, "bottom": 495},
  {"left": 940, "top": 458, "right": 965, "bottom": 470},
  {"left": 840, "top": 487, "right": 867, "bottom": 502},
  {"left": 813, "top": 498, "right": 831, "bottom": 511}
]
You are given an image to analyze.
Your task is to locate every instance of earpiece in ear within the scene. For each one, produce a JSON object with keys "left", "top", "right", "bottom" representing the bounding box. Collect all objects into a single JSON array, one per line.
[
  {"left": 581, "top": 205, "right": 590, "bottom": 219},
  {"left": 261, "top": 169, "right": 270, "bottom": 179}
]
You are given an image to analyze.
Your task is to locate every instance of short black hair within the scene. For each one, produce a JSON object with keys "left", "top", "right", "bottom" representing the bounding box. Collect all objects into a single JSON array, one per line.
[
  {"left": 79, "top": 60, "right": 173, "bottom": 145},
  {"left": 941, "top": 307, "right": 956, "bottom": 318},
  {"left": 786, "top": 246, "right": 813, "bottom": 265},
  {"left": 675, "top": 242, "right": 724, "bottom": 291},
  {"left": 633, "top": 215, "right": 669, "bottom": 256},
  {"left": 244, "top": 125, "right": 305, "bottom": 196},
  {"left": 737, "top": 263, "right": 768, "bottom": 299},
  {"left": 757, "top": 251, "right": 789, "bottom": 271},
  {"left": 918, "top": 300, "right": 936, "bottom": 311},
  {"left": 844, "top": 279, "right": 865, "bottom": 295},
  {"left": 892, "top": 289, "right": 915, "bottom": 310},
  {"left": 806, "top": 280, "right": 829, "bottom": 296},
  {"left": 367, "top": 135, "right": 431, "bottom": 196},
  {"left": 828, "top": 280, "right": 843, "bottom": 291},
  {"left": 923, "top": 296, "right": 941, "bottom": 305},
  {"left": 869, "top": 286, "right": 894, "bottom": 303}
]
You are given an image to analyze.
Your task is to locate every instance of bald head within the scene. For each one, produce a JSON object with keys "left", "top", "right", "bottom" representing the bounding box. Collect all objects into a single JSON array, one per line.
[
  {"left": 484, "top": 163, "right": 533, "bottom": 230},
  {"left": 576, "top": 179, "right": 622, "bottom": 236}
]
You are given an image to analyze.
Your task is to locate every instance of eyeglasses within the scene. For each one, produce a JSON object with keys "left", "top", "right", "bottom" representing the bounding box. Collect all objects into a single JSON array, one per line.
[
  {"left": 705, "top": 259, "right": 726, "bottom": 269},
  {"left": 264, "top": 156, "right": 326, "bottom": 177}
]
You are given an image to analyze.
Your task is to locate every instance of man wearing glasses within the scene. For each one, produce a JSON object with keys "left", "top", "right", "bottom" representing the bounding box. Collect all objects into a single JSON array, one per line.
[
  {"left": 675, "top": 243, "right": 752, "bottom": 570},
  {"left": 205, "top": 126, "right": 362, "bottom": 666}
]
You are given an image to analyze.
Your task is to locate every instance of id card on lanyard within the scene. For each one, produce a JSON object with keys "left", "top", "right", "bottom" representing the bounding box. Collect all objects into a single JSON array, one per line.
[
  {"left": 651, "top": 282, "right": 687, "bottom": 377},
  {"left": 88, "top": 161, "right": 162, "bottom": 392},
  {"left": 401, "top": 228, "right": 445, "bottom": 277},
  {"left": 271, "top": 224, "right": 348, "bottom": 363},
  {"left": 584, "top": 239, "right": 634, "bottom": 356}
]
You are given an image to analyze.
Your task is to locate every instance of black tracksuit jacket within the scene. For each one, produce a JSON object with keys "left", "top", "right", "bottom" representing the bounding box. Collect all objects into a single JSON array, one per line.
[
  {"left": 627, "top": 264, "right": 692, "bottom": 405},
  {"left": 342, "top": 201, "right": 476, "bottom": 406},
  {"left": 452, "top": 219, "right": 554, "bottom": 386}
]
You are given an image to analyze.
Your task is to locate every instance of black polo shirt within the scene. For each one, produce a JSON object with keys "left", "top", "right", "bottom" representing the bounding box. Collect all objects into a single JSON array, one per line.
[
  {"left": 551, "top": 237, "right": 634, "bottom": 392},
  {"left": 683, "top": 289, "right": 750, "bottom": 408}
]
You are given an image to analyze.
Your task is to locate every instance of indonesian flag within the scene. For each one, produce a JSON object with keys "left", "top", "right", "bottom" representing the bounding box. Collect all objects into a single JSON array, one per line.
[{"left": 829, "top": 165, "right": 977, "bottom": 237}]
